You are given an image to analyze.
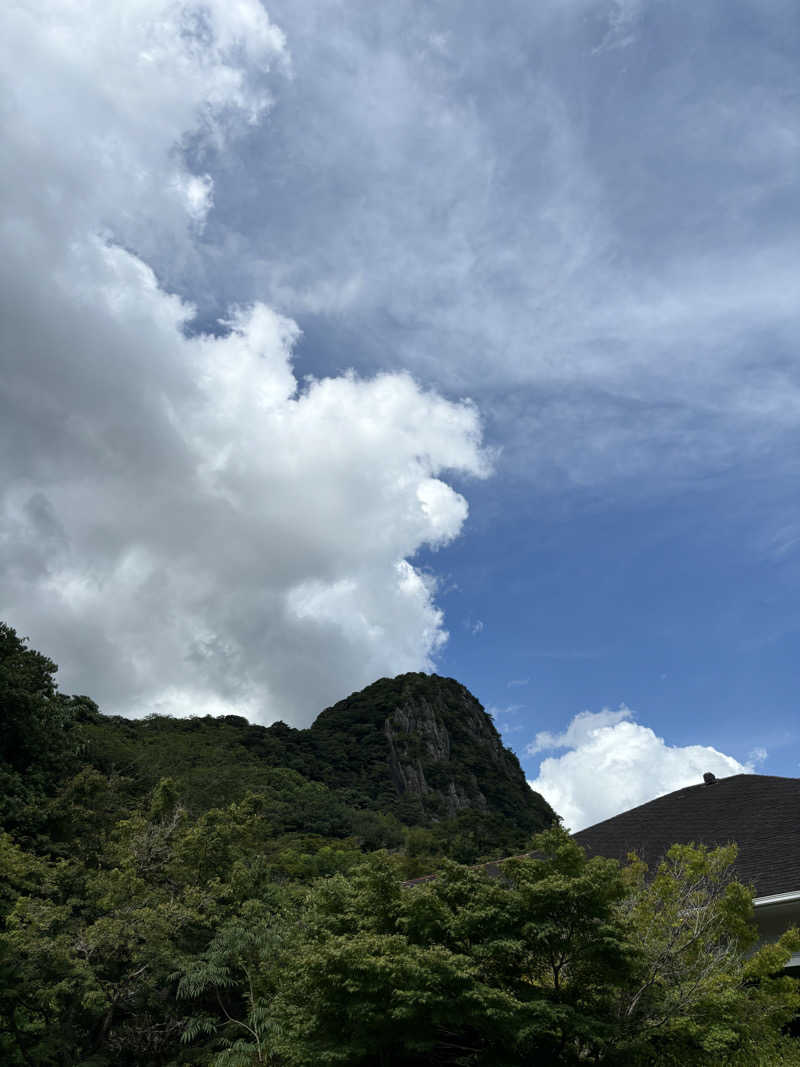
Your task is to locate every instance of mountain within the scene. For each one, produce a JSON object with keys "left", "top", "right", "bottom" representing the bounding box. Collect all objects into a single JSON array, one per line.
[
  {"left": 0, "top": 623, "right": 554, "bottom": 864},
  {"left": 305, "top": 673, "right": 553, "bottom": 834}
]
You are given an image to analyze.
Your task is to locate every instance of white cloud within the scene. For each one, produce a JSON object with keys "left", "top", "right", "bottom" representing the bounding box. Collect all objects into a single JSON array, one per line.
[
  {"left": 526, "top": 705, "right": 633, "bottom": 755},
  {"left": 0, "top": 0, "right": 489, "bottom": 724},
  {"left": 416, "top": 479, "right": 470, "bottom": 547},
  {"left": 528, "top": 706, "right": 754, "bottom": 831},
  {"left": 2, "top": 0, "right": 286, "bottom": 269}
]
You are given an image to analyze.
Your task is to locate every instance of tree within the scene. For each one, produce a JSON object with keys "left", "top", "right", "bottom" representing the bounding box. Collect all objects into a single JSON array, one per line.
[
  {"left": 0, "top": 624, "right": 98, "bottom": 837},
  {"left": 613, "top": 842, "right": 800, "bottom": 1065},
  {"left": 262, "top": 829, "right": 800, "bottom": 1066},
  {"left": 177, "top": 900, "right": 292, "bottom": 1066}
]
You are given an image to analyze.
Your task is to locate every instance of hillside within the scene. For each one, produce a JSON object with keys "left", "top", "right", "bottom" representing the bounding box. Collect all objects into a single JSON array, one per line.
[
  {"left": 73, "top": 677, "right": 552, "bottom": 862},
  {"left": 0, "top": 624, "right": 553, "bottom": 868}
]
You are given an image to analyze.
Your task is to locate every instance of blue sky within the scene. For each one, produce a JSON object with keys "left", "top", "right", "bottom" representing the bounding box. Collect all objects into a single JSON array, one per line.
[{"left": 2, "top": 0, "right": 799, "bottom": 827}]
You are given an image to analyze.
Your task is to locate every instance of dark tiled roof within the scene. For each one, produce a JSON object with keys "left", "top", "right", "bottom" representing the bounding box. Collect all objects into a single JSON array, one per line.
[{"left": 574, "top": 774, "right": 800, "bottom": 898}]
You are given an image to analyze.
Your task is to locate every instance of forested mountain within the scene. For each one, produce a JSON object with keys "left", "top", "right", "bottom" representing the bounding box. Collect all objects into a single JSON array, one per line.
[
  {"left": 3, "top": 622, "right": 800, "bottom": 1067},
  {"left": 1, "top": 622, "right": 552, "bottom": 884},
  {"left": 25, "top": 662, "right": 553, "bottom": 864},
  {"left": 309, "top": 673, "right": 551, "bottom": 829}
]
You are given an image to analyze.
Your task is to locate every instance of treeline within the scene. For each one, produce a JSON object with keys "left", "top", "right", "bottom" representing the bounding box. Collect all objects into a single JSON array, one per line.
[{"left": 2, "top": 623, "right": 800, "bottom": 1065}]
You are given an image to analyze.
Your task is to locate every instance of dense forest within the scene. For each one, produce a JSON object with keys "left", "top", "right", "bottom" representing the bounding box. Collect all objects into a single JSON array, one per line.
[{"left": 2, "top": 622, "right": 800, "bottom": 1065}]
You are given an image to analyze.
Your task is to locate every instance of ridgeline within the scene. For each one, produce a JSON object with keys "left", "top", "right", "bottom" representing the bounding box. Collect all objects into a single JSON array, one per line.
[{"left": 1, "top": 623, "right": 553, "bottom": 872}]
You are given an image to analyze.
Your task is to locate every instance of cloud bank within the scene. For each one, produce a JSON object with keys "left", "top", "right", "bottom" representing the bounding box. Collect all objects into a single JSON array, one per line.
[
  {"left": 207, "top": 0, "right": 800, "bottom": 493},
  {"left": 0, "top": 0, "right": 489, "bottom": 723},
  {"left": 528, "top": 706, "right": 755, "bottom": 831}
]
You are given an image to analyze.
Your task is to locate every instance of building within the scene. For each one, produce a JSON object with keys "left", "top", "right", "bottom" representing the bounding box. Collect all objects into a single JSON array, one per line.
[{"left": 573, "top": 772, "right": 800, "bottom": 968}]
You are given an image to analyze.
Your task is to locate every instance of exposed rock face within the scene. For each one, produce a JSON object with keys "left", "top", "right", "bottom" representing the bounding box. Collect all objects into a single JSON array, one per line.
[
  {"left": 385, "top": 692, "right": 491, "bottom": 816},
  {"left": 307, "top": 672, "right": 554, "bottom": 832}
]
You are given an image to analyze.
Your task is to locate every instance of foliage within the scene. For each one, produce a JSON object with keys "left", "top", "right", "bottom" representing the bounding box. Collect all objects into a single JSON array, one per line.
[
  {"left": 615, "top": 843, "right": 800, "bottom": 1065},
  {"left": 0, "top": 623, "right": 91, "bottom": 837},
  {"left": 73, "top": 672, "right": 553, "bottom": 864},
  {"left": 1, "top": 624, "right": 799, "bottom": 1065},
  {"left": 264, "top": 831, "right": 800, "bottom": 1066}
]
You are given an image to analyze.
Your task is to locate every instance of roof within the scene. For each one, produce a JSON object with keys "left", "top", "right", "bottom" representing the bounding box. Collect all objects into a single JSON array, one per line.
[{"left": 573, "top": 773, "right": 800, "bottom": 897}]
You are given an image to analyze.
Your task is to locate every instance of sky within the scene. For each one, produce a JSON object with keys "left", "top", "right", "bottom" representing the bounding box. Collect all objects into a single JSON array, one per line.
[{"left": 2, "top": 0, "right": 799, "bottom": 830}]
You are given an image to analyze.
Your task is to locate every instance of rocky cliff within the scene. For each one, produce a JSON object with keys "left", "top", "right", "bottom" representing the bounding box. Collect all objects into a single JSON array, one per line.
[{"left": 304, "top": 672, "right": 554, "bottom": 834}]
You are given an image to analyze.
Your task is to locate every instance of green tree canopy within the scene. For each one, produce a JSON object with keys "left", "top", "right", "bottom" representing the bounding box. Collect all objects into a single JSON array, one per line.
[{"left": 181, "top": 828, "right": 800, "bottom": 1066}]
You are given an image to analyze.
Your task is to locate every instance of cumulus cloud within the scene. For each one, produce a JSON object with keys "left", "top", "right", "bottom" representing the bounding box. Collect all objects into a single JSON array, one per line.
[
  {"left": 528, "top": 706, "right": 756, "bottom": 831},
  {"left": 526, "top": 706, "right": 633, "bottom": 755},
  {"left": 0, "top": 0, "right": 489, "bottom": 724}
]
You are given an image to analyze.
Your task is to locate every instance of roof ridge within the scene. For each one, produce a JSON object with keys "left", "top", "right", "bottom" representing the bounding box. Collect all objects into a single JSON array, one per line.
[
  {"left": 572, "top": 772, "right": 800, "bottom": 897},
  {"left": 574, "top": 773, "right": 798, "bottom": 837}
]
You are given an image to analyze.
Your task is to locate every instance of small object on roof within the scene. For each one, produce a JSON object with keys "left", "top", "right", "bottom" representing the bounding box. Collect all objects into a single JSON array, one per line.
[{"left": 703, "top": 771, "right": 717, "bottom": 785}]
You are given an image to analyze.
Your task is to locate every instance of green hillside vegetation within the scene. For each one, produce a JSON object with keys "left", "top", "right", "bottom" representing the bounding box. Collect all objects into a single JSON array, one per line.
[
  {"left": 2, "top": 622, "right": 800, "bottom": 1065},
  {"left": 26, "top": 666, "right": 553, "bottom": 870}
]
